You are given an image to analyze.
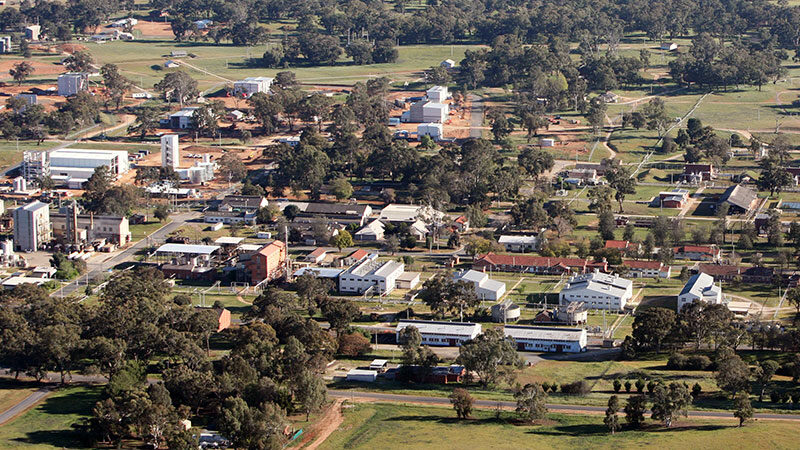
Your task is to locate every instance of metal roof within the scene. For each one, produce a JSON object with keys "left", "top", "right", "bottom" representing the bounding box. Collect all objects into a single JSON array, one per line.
[
  {"left": 504, "top": 325, "right": 585, "bottom": 342},
  {"left": 293, "top": 267, "right": 342, "bottom": 278},
  {"left": 214, "top": 236, "right": 245, "bottom": 245},
  {"left": 396, "top": 320, "right": 481, "bottom": 336},
  {"left": 156, "top": 243, "right": 220, "bottom": 255}
]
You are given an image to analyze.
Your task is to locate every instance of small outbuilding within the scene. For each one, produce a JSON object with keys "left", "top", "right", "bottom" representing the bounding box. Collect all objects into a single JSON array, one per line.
[{"left": 346, "top": 369, "right": 378, "bottom": 382}]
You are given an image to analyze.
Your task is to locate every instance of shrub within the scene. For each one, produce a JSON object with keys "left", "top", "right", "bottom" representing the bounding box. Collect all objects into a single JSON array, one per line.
[
  {"left": 792, "top": 391, "right": 800, "bottom": 405},
  {"left": 686, "top": 355, "right": 712, "bottom": 370},
  {"left": 624, "top": 380, "right": 632, "bottom": 393},
  {"left": 635, "top": 379, "right": 645, "bottom": 393},
  {"left": 613, "top": 379, "right": 622, "bottom": 393},
  {"left": 770, "top": 391, "right": 780, "bottom": 403},
  {"left": 780, "top": 392, "right": 791, "bottom": 403},
  {"left": 550, "top": 384, "right": 558, "bottom": 393},
  {"left": 560, "top": 380, "right": 590, "bottom": 396},
  {"left": 647, "top": 380, "right": 658, "bottom": 394},
  {"left": 667, "top": 353, "right": 688, "bottom": 369},
  {"left": 692, "top": 383, "right": 702, "bottom": 399},
  {"left": 337, "top": 332, "right": 372, "bottom": 356},
  {"left": 541, "top": 382, "right": 551, "bottom": 392}
]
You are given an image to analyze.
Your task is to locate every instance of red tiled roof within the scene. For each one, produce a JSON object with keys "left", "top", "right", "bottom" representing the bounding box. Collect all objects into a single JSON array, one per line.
[
  {"left": 347, "top": 249, "right": 368, "bottom": 260},
  {"left": 698, "top": 264, "right": 740, "bottom": 276},
  {"left": 257, "top": 240, "right": 285, "bottom": 256},
  {"left": 308, "top": 247, "right": 328, "bottom": 257},
  {"left": 454, "top": 215, "right": 468, "bottom": 224},
  {"left": 675, "top": 245, "right": 718, "bottom": 254},
  {"left": 475, "top": 253, "right": 589, "bottom": 268},
  {"left": 623, "top": 260, "right": 663, "bottom": 270},
  {"left": 605, "top": 240, "right": 630, "bottom": 249}
]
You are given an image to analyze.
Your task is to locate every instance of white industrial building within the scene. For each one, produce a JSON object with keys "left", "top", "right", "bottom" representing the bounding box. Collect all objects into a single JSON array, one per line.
[
  {"left": 57, "top": 72, "right": 89, "bottom": 97},
  {"left": 355, "top": 219, "right": 385, "bottom": 241},
  {"left": 379, "top": 204, "right": 445, "bottom": 223},
  {"left": 169, "top": 107, "right": 198, "bottom": 129},
  {"left": 503, "top": 325, "right": 587, "bottom": 353},
  {"left": 426, "top": 86, "right": 449, "bottom": 103},
  {"left": 498, "top": 235, "right": 540, "bottom": 252},
  {"left": 233, "top": 77, "right": 273, "bottom": 98},
  {"left": 161, "top": 134, "right": 180, "bottom": 169},
  {"left": 453, "top": 269, "right": 506, "bottom": 301},
  {"left": 422, "top": 102, "right": 449, "bottom": 123},
  {"left": 395, "top": 320, "right": 482, "bottom": 346},
  {"left": 559, "top": 271, "right": 633, "bottom": 311},
  {"left": 338, "top": 259, "right": 404, "bottom": 296},
  {"left": 46, "top": 148, "right": 130, "bottom": 187},
  {"left": 177, "top": 158, "right": 216, "bottom": 184},
  {"left": 13, "top": 201, "right": 51, "bottom": 252},
  {"left": 22, "top": 150, "right": 49, "bottom": 182},
  {"left": 417, "top": 123, "right": 443, "bottom": 140},
  {"left": 678, "top": 273, "right": 723, "bottom": 311}
]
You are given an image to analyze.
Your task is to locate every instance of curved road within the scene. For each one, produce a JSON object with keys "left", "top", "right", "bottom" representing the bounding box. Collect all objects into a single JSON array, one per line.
[{"left": 329, "top": 390, "right": 800, "bottom": 421}]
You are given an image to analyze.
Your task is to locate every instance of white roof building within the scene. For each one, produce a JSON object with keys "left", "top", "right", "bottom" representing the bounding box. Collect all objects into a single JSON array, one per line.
[
  {"left": 379, "top": 204, "right": 445, "bottom": 223},
  {"left": 355, "top": 219, "right": 385, "bottom": 241},
  {"left": 426, "top": 86, "right": 449, "bottom": 103},
  {"left": 503, "top": 325, "right": 587, "bottom": 353},
  {"left": 48, "top": 148, "right": 130, "bottom": 184},
  {"left": 498, "top": 235, "right": 540, "bottom": 252},
  {"left": 418, "top": 123, "right": 443, "bottom": 139},
  {"left": 155, "top": 243, "right": 220, "bottom": 255},
  {"left": 233, "top": 77, "right": 274, "bottom": 98},
  {"left": 559, "top": 271, "right": 633, "bottom": 311},
  {"left": 57, "top": 72, "right": 89, "bottom": 97},
  {"left": 440, "top": 59, "right": 455, "bottom": 69},
  {"left": 453, "top": 269, "right": 506, "bottom": 301},
  {"left": 395, "top": 320, "right": 481, "bottom": 346},
  {"left": 422, "top": 102, "right": 449, "bottom": 123},
  {"left": 678, "top": 273, "right": 722, "bottom": 311},
  {"left": 13, "top": 201, "right": 51, "bottom": 252},
  {"left": 339, "top": 259, "right": 404, "bottom": 296}
]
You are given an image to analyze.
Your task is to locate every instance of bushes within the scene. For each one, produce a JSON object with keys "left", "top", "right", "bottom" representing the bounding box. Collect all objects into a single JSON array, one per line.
[
  {"left": 770, "top": 391, "right": 781, "bottom": 403},
  {"left": 337, "top": 332, "right": 372, "bottom": 356},
  {"left": 613, "top": 379, "right": 622, "bottom": 393},
  {"left": 624, "top": 380, "right": 632, "bottom": 392},
  {"left": 666, "top": 353, "right": 712, "bottom": 370},
  {"left": 560, "top": 380, "right": 590, "bottom": 395}
]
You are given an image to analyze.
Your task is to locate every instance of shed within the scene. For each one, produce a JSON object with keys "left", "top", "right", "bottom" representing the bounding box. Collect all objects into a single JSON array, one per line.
[
  {"left": 369, "top": 359, "right": 389, "bottom": 372},
  {"left": 396, "top": 271, "right": 421, "bottom": 289},
  {"left": 540, "top": 138, "right": 555, "bottom": 147},
  {"left": 346, "top": 369, "right": 378, "bottom": 382}
]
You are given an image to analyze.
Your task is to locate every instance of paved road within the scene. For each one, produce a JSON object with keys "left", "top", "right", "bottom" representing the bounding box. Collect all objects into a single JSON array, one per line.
[
  {"left": 0, "top": 387, "right": 53, "bottom": 426},
  {"left": 53, "top": 211, "right": 201, "bottom": 297},
  {"left": 467, "top": 94, "right": 483, "bottom": 138},
  {"left": 329, "top": 390, "right": 800, "bottom": 421}
]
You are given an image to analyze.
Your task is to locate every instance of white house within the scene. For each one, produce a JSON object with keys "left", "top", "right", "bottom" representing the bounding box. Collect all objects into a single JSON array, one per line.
[
  {"left": 678, "top": 273, "right": 722, "bottom": 311},
  {"left": 453, "top": 269, "right": 506, "bottom": 301},
  {"left": 559, "top": 271, "right": 633, "bottom": 311},
  {"left": 503, "top": 325, "right": 587, "bottom": 353},
  {"left": 623, "top": 260, "right": 671, "bottom": 278},
  {"left": 57, "top": 73, "right": 89, "bottom": 97},
  {"left": 498, "top": 235, "right": 540, "bottom": 252},
  {"left": 396, "top": 320, "right": 482, "bottom": 347},
  {"left": 233, "top": 77, "right": 274, "bottom": 98},
  {"left": 339, "top": 259, "right": 404, "bottom": 295},
  {"left": 426, "top": 86, "right": 449, "bottom": 103}
]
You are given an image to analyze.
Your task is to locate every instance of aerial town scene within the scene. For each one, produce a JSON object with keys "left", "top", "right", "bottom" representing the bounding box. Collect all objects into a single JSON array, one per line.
[{"left": 2, "top": 0, "right": 800, "bottom": 449}]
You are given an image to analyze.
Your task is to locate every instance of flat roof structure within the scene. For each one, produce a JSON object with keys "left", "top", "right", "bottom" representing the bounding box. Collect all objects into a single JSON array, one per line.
[
  {"left": 395, "top": 320, "right": 481, "bottom": 336},
  {"left": 214, "top": 236, "right": 245, "bottom": 245},
  {"left": 503, "top": 325, "right": 585, "bottom": 341},
  {"left": 293, "top": 267, "right": 343, "bottom": 278},
  {"left": 155, "top": 243, "right": 220, "bottom": 255}
]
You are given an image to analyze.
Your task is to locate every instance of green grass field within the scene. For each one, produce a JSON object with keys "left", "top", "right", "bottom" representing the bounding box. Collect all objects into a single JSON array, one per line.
[
  {"left": 320, "top": 402, "right": 799, "bottom": 450},
  {"left": 0, "top": 385, "right": 101, "bottom": 449}
]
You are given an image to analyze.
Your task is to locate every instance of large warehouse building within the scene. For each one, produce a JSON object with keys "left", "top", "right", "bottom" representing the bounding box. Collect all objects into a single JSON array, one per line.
[
  {"left": 503, "top": 325, "right": 587, "bottom": 353},
  {"left": 23, "top": 148, "right": 130, "bottom": 187}
]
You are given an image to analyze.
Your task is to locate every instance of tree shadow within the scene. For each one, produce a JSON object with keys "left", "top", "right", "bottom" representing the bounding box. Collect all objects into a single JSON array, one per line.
[
  {"left": 383, "top": 414, "right": 506, "bottom": 426},
  {"left": 11, "top": 387, "right": 101, "bottom": 448}
]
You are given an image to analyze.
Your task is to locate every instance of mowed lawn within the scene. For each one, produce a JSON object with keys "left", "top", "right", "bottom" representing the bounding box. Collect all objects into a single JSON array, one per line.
[
  {"left": 0, "top": 385, "right": 101, "bottom": 449},
  {"left": 320, "top": 403, "right": 799, "bottom": 450},
  {"left": 86, "top": 40, "right": 480, "bottom": 89}
]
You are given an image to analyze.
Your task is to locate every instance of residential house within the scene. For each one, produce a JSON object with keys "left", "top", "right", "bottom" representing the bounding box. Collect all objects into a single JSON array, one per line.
[
  {"left": 339, "top": 259, "right": 404, "bottom": 295},
  {"left": 604, "top": 240, "right": 639, "bottom": 254},
  {"left": 623, "top": 260, "right": 671, "bottom": 278},
  {"left": 473, "top": 253, "right": 606, "bottom": 274},
  {"left": 559, "top": 271, "right": 633, "bottom": 311},
  {"left": 453, "top": 269, "right": 506, "bottom": 301},
  {"left": 164, "top": 60, "right": 180, "bottom": 68},
  {"left": 498, "top": 235, "right": 540, "bottom": 252},
  {"left": 718, "top": 184, "right": 758, "bottom": 214},
  {"left": 13, "top": 201, "right": 51, "bottom": 252},
  {"left": 504, "top": 326, "right": 587, "bottom": 353},
  {"left": 567, "top": 168, "right": 598, "bottom": 184},
  {"left": 248, "top": 240, "right": 286, "bottom": 285},
  {"left": 674, "top": 245, "right": 720, "bottom": 262},
  {"left": 696, "top": 264, "right": 774, "bottom": 284},
  {"left": 220, "top": 195, "right": 268, "bottom": 211},
  {"left": 289, "top": 202, "right": 373, "bottom": 226},
  {"left": 678, "top": 272, "right": 722, "bottom": 311},
  {"left": 786, "top": 167, "right": 800, "bottom": 185},
  {"left": 379, "top": 204, "right": 445, "bottom": 224},
  {"left": 452, "top": 215, "right": 469, "bottom": 233},
  {"left": 395, "top": 320, "right": 481, "bottom": 346},
  {"left": 683, "top": 163, "right": 716, "bottom": 181}
]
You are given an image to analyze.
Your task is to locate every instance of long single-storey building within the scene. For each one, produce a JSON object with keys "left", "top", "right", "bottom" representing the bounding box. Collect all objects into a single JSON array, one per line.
[
  {"left": 622, "top": 260, "right": 671, "bottom": 278},
  {"left": 503, "top": 325, "right": 587, "bottom": 353},
  {"left": 395, "top": 320, "right": 481, "bottom": 346},
  {"left": 473, "top": 253, "right": 607, "bottom": 275}
]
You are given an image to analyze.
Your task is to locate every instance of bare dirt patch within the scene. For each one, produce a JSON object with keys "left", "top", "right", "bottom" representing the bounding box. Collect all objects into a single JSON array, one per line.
[
  {"left": 133, "top": 20, "right": 175, "bottom": 38},
  {"left": 0, "top": 60, "right": 63, "bottom": 80}
]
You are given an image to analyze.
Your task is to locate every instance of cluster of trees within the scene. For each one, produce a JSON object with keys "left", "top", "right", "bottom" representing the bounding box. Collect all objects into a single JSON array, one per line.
[
  {"left": 669, "top": 33, "right": 786, "bottom": 91},
  {"left": 83, "top": 166, "right": 142, "bottom": 216},
  {"left": 676, "top": 118, "right": 730, "bottom": 166}
]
